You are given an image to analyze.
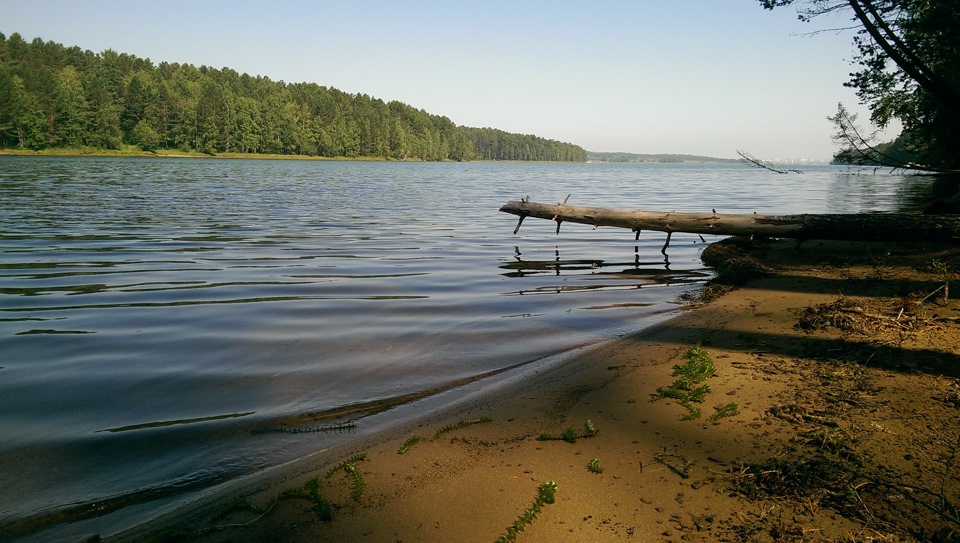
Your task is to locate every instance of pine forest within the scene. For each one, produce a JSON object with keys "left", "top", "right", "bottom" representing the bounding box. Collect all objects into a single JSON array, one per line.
[{"left": 0, "top": 33, "right": 587, "bottom": 162}]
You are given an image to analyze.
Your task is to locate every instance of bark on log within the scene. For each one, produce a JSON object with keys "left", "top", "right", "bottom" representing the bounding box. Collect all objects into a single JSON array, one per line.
[{"left": 499, "top": 200, "right": 960, "bottom": 245}]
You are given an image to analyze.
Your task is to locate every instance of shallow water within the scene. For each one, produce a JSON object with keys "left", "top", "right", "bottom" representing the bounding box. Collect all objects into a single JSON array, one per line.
[{"left": 0, "top": 157, "right": 934, "bottom": 539}]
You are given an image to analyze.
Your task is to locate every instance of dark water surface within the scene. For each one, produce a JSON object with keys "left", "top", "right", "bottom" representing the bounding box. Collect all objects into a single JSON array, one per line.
[{"left": 0, "top": 157, "right": 933, "bottom": 540}]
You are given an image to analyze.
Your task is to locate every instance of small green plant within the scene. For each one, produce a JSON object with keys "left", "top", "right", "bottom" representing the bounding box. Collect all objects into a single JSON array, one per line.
[
  {"left": 433, "top": 416, "right": 493, "bottom": 439},
  {"left": 587, "top": 458, "right": 603, "bottom": 474},
  {"left": 397, "top": 417, "right": 493, "bottom": 455},
  {"left": 537, "top": 420, "right": 599, "bottom": 444},
  {"left": 302, "top": 477, "right": 335, "bottom": 520},
  {"left": 654, "top": 343, "right": 717, "bottom": 420},
  {"left": 343, "top": 463, "right": 365, "bottom": 502},
  {"left": 708, "top": 402, "right": 739, "bottom": 422},
  {"left": 398, "top": 435, "right": 425, "bottom": 454},
  {"left": 495, "top": 481, "right": 558, "bottom": 543},
  {"left": 325, "top": 453, "right": 367, "bottom": 478},
  {"left": 323, "top": 453, "right": 367, "bottom": 502},
  {"left": 278, "top": 477, "right": 333, "bottom": 521},
  {"left": 582, "top": 419, "right": 598, "bottom": 437}
]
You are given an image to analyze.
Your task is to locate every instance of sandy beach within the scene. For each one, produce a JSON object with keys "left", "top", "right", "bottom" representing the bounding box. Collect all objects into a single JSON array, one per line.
[{"left": 110, "top": 238, "right": 960, "bottom": 543}]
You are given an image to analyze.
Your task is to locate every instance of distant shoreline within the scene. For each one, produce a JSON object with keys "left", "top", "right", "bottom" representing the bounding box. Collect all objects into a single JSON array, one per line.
[
  {"left": 585, "top": 150, "right": 742, "bottom": 164},
  {"left": 0, "top": 148, "right": 433, "bottom": 161},
  {"left": 0, "top": 149, "right": 594, "bottom": 163},
  {"left": 0, "top": 148, "right": 747, "bottom": 164}
]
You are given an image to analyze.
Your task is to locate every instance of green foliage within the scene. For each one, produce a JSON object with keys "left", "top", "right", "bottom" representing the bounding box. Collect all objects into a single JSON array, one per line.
[
  {"left": 279, "top": 477, "right": 333, "bottom": 521},
  {"left": 0, "top": 33, "right": 586, "bottom": 161},
  {"left": 398, "top": 416, "right": 493, "bottom": 455},
  {"left": 708, "top": 402, "right": 739, "bottom": 422},
  {"left": 586, "top": 458, "right": 603, "bottom": 474},
  {"left": 131, "top": 119, "right": 159, "bottom": 151},
  {"left": 324, "top": 453, "right": 367, "bottom": 479},
  {"left": 582, "top": 419, "right": 598, "bottom": 438},
  {"left": 654, "top": 343, "right": 721, "bottom": 421},
  {"left": 433, "top": 417, "right": 493, "bottom": 440},
  {"left": 343, "top": 463, "right": 365, "bottom": 502},
  {"left": 674, "top": 343, "right": 716, "bottom": 383},
  {"left": 762, "top": 1, "right": 960, "bottom": 171},
  {"left": 537, "top": 420, "right": 599, "bottom": 444},
  {"left": 495, "top": 481, "right": 558, "bottom": 543},
  {"left": 321, "top": 453, "right": 367, "bottom": 503},
  {"left": 397, "top": 435, "right": 424, "bottom": 454}
]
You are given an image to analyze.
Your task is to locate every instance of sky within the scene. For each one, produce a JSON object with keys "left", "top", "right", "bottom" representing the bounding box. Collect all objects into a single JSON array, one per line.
[{"left": 1, "top": 0, "right": 894, "bottom": 161}]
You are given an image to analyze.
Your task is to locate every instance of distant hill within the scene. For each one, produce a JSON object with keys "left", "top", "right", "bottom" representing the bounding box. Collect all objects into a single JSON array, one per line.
[
  {"left": 587, "top": 151, "right": 739, "bottom": 164},
  {"left": 0, "top": 32, "right": 586, "bottom": 162}
]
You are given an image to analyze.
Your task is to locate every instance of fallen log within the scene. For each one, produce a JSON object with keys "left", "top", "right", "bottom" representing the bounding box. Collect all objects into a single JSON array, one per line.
[{"left": 499, "top": 199, "right": 960, "bottom": 245}]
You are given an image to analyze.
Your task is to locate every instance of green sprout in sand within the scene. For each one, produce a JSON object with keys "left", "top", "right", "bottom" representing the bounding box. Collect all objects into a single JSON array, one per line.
[
  {"left": 587, "top": 458, "right": 603, "bottom": 474},
  {"left": 537, "top": 420, "right": 598, "bottom": 444},
  {"left": 654, "top": 342, "right": 735, "bottom": 421}
]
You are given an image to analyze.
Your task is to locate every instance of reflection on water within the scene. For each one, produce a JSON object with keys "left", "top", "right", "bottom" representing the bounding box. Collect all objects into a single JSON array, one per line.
[
  {"left": 0, "top": 158, "right": 930, "bottom": 540},
  {"left": 825, "top": 168, "right": 958, "bottom": 214}
]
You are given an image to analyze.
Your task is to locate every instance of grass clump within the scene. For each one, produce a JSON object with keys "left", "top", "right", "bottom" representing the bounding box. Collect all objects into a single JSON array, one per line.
[
  {"left": 537, "top": 420, "right": 598, "bottom": 444},
  {"left": 587, "top": 458, "right": 603, "bottom": 474},
  {"left": 654, "top": 343, "right": 720, "bottom": 420},
  {"left": 495, "top": 481, "right": 558, "bottom": 543}
]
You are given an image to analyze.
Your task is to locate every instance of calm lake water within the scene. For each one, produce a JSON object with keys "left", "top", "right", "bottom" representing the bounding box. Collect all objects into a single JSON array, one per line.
[{"left": 0, "top": 157, "right": 938, "bottom": 540}]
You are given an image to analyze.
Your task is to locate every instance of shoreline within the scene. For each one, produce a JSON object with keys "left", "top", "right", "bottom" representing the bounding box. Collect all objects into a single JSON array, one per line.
[
  {"left": 97, "top": 314, "right": 687, "bottom": 543},
  {"left": 82, "top": 239, "right": 960, "bottom": 541}
]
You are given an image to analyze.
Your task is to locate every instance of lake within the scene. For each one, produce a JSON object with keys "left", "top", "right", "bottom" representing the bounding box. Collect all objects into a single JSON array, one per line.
[{"left": 0, "top": 157, "right": 936, "bottom": 540}]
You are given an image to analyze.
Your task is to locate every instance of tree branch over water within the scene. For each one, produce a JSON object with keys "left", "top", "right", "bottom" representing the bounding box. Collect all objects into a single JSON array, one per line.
[{"left": 736, "top": 150, "right": 803, "bottom": 174}]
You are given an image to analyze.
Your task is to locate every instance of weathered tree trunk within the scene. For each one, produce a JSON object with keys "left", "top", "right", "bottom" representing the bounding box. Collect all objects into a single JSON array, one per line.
[{"left": 500, "top": 200, "right": 960, "bottom": 245}]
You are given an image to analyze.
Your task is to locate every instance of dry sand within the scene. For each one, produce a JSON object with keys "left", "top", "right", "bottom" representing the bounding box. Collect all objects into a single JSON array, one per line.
[{"left": 112, "top": 238, "right": 960, "bottom": 543}]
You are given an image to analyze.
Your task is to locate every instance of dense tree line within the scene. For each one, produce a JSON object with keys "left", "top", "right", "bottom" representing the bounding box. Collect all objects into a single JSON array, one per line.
[{"left": 0, "top": 33, "right": 586, "bottom": 162}]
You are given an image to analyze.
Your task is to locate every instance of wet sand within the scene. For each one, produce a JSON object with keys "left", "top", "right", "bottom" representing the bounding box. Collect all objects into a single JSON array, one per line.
[{"left": 110, "top": 239, "right": 960, "bottom": 543}]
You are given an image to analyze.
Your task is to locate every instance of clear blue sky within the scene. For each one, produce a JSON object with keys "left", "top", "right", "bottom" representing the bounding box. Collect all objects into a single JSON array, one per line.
[{"left": 2, "top": 0, "right": 889, "bottom": 161}]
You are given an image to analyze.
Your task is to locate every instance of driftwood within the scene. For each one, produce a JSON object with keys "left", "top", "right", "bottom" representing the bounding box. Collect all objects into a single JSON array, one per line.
[{"left": 500, "top": 199, "right": 960, "bottom": 247}]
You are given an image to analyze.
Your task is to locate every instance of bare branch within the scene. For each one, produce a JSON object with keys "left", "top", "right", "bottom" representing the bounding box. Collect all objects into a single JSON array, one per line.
[
  {"left": 790, "top": 25, "right": 859, "bottom": 37},
  {"left": 830, "top": 103, "right": 953, "bottom": 172},
  {"left": 737, "top": 150, "right": 803, "bottom": 174}
]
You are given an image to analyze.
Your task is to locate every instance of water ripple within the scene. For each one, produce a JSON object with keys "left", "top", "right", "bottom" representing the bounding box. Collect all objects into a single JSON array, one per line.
[{"left": 0, "top": 158, "right": 929, "bottom": 539}]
